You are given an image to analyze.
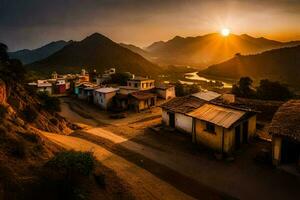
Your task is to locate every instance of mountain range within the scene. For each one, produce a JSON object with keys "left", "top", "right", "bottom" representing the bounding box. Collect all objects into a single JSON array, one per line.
[
  {"left": 201, "top": 45, "right": 300, "bottom": 88},
  {"left": 9, "top": 40, "right": 70, "bottom": 64},
  {"left": 28, "top": 33, "right": 161, "bottom": 76},
  {"left": 146, "top": 33, "right": 300, "bottom": 68}
]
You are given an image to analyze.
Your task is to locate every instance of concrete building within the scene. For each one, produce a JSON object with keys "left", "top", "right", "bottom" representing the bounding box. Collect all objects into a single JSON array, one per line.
[
  {"left": 188, "top": 103, "right": 257, "bottom": 153},
  {"left": 36, "top": 80, "right": 53, "bottom": 95},
  {"left": 127, "top": 77, "right": 155, "bottom": 91},
  {"left": 128, "top": 91, "right": 157, "bottom": 112},
  {"left": 269, "top": 100, "right": 300, "bottom": 168},
  {"left": 156, "top": 85, "right": 176, "bottom": 100},
  {"left": 75, "top": 82, "right": 99, "bottom": 102},
  {"left": 93, "top": 87, "right": 119, "bottom": 110}
]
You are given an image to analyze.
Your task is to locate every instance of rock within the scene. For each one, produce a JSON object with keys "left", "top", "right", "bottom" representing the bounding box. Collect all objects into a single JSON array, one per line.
[{"left": 0, "top": 80, "right": 6, "bottom": 105}]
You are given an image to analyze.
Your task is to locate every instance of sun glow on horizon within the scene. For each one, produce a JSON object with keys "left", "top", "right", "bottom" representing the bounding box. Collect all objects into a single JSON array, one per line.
[{"left": 220, "top": 28, "right": 230, "bottom": 37}]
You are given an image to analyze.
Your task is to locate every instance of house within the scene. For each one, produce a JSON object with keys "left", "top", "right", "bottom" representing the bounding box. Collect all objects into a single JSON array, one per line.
[
  {"left": 188, "top": 103, "right": 257, "bottom": 153},
  {"left": 75, "top": 82, "right": 99, "bottom": 102},
  {"left": 156, "top": 85, "right": 176, "bottom": 100},
  {"left": 160, "top": 96, "right": 206, "bottom": 134},
  {"left": 93, "top": 87, "right": 119, "bottom": 110},
  {"left": 127, "top": 77, "right": 155, "bottom": 91},
  {"left": 36, "top": 80, "right": 53, "bottom": 95},
  {"left": 269, "top": 100, "right": 300, "bottom": 167},
  {"left": 128, "top": 91, "right": 157, "bottom": 112},
  {"left": 113, "top": 91, "right": 157, "bottom": 112},
  {"left": 54, "top": 78, "right": 67, "bottom": 94}
]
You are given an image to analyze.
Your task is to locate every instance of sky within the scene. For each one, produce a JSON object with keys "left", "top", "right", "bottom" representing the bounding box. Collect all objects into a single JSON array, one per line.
[{"left": 1, "top": 0, "right": 300, "bottom": 51}]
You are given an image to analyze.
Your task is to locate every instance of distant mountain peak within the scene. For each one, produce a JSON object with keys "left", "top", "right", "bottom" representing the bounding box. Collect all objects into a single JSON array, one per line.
[{"left": 83, "top": 32, "right": 112, "bottom": 42}]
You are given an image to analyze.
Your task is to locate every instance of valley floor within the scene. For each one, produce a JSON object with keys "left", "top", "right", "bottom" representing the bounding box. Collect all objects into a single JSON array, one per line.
[{"left": 42, "top": 97, "right": 300, "bottom": 200}]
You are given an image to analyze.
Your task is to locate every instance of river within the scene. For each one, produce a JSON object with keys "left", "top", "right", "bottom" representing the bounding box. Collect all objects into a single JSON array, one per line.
[{"left": 182, "top": 72, "right": 233, "bottom": 88}]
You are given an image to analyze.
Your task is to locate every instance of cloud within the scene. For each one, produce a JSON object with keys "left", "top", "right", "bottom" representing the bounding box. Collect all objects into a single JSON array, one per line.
[{"left": 0, "top": 0, "right": 299, "bottom": 50}]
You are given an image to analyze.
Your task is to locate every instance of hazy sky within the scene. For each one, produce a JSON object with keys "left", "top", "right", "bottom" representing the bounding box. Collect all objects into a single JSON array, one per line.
[{"left": 1, "top": 0, "right": 300, "bottom": 51}]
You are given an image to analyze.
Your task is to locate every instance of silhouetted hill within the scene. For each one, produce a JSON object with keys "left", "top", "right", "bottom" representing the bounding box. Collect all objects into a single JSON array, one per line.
[
  {"left": 146, "top": 33, "right": 300, "bottom": 68},
  {"left": 201, "top": 45, "right": 300, "bottom": 88},
  {"left": 119, "top": 43, "right": 155, "bottom": 61},
  {"left": 9, "top": 40, "right": 70, "bottom": 64},
  {"left": 28, "top": 33, "right": 161, "bottom": 76}
]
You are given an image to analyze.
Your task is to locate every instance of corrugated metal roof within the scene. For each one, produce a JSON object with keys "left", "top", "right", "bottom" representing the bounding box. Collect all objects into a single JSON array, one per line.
[
  {"left": 192, "top": 91, "right": 221, "bottom": 101},
  {"left": 95, "top": 87, "right": 119, "bottom": 93},
  {"left": 188, "top": 104, "right": 245, "bottom": 128}
]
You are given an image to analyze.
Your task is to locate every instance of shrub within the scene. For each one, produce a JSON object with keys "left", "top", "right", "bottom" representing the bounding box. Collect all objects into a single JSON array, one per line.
[
  {"left": 37, "top": 92, "right": 61, "bottom": 112},
  {"left": 47, "top": 151, "right": 95, "bottom": 177},
  {"left": 22, "top": 105, "right": 38, "bottom": 122},
  {"left": 45, "top": 151, "right": 95, "bottom": 199},
  {"left": 175, "top": 82, "right": 200, "bottom": 97},
  {"left": 256, "top": 79, "right": 294, "bottom": 100}
]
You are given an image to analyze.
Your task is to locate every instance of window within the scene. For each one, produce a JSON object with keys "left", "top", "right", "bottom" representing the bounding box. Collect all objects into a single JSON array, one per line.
[
  {"left": 128, "top": 82, "right": 131, "bottom": 86},
  {"left": 134, "top": 83, "right": 138, "bottom": 88},
  {"left": 205, "top": 122, "right": 215, "bottom": 133}
]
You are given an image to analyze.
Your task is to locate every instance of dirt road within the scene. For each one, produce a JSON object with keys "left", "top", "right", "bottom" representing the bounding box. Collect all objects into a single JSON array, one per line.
[
  {"left": 58, "top": 98, "right": 300, "bottom": 200},
  {"left": 43, "top": 132, "right": 195, "bottom": 200}
]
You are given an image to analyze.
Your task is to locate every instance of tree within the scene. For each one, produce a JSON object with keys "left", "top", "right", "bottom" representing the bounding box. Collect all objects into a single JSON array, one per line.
[
  {"left": 232, "top": 77, "right": 255, "bottom": 98},
  {"left": 0, "top": 43, "right": 26, "bottom": 82},
  {"left": 175, "top": 82, "right": 200, "bottom": 97},
  {"left": 256, "top": 79, "right": 293, "bottom": 100}
]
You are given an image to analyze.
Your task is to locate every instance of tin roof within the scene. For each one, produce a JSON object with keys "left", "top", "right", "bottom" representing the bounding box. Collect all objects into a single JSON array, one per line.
[
  {"left": 192, "top": 91, "right": 221, "bottom": 101},
  {"left": 188, "top": 104, "right": 246, "bottom": 128},
  {"left": 95, "top": 87, "right": 119, "bottom": 93},
  {"left": 160, "top": 96, "right": 206, "bottom": 114},
  {"left": 130, "top": 91, "right": 156, "bottom": 100}
]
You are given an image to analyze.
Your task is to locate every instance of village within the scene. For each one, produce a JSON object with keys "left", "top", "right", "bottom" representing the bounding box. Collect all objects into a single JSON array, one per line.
[{"left": 27, "top": 67, "right": 300, "bottom": 200}]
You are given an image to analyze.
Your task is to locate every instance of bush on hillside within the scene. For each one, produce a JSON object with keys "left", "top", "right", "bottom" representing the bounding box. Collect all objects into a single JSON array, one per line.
[
  {"left": 256, "top": 79, "right": 294, "bottom": 100},
  {"left": 44, "top": 150, "right": 95, "bottom": 199},
  {"left": 37, "top": 92, "right": 61, "bottom": 112}
]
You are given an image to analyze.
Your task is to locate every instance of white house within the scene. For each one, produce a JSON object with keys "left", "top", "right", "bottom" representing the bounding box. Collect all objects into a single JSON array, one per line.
[
  {"left": 93, "top": 87, "right": 119, "bottom": 110},
  {"left": 160, "top": 96, "right": 206, "bottom": 134},
  {"left": 36, "top": 80, "right": 53, "bottom": 95}
]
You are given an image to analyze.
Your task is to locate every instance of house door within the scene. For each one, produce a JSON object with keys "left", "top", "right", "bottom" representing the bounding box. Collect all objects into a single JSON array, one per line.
[
  {"left": 235, "top": 125, "right": 241, "bottom": 149},
  {"left": 169, "top": 112, "right": 175, "bottom": 128},
  {"left": 281, "top": 138, "right": 300, "bottom": 164},
  {"left": 150, "top": 98, "right": 155, "bottom": 106},
  {"left": 242, "top": 121, "right": 249, "bottom": 143}
]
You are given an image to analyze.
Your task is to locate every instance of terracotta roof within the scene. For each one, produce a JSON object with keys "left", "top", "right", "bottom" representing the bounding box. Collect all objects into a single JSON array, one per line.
[
  {"left": 269, "top": 100, "right": 300, "bottom": 142},
  {"left": 160, "top": 96, "right": 206, "bottom": 114},
  {"left": 188, "top": 104, "right": 246, "bottom": 128},
  {"left": 130, "top": 91, "right": 156, "bottom": 100}
]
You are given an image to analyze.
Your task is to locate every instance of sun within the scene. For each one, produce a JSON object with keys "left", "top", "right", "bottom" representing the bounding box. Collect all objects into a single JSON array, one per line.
[{"left": 220, "top": 28, "right": 230, "bottom": 37}]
